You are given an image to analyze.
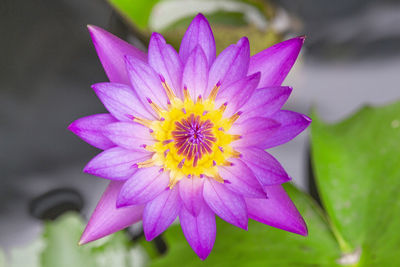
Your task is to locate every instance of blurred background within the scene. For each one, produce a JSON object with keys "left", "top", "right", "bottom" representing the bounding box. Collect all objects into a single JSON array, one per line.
[{"left": 1, "top": 0, "right": 400, "bottom": 265}]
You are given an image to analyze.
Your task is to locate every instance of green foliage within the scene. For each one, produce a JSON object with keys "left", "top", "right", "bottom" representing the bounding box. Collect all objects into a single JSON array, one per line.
[
  {"left": 107, "top": 0, "right": 160, "bottom": 30},
  {"left": 311, "top": 102, "right": 400, "bottom": 265},
  {"left": 8, "top": 212, "right": 139, "bottom": 267}
]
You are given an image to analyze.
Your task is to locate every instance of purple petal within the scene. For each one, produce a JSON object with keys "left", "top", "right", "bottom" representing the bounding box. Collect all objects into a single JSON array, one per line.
[
  {"left": 103, "top": 122, "right": 154, "bottom": 150},
  {"left": 92, "top": 82, "right": 154, "bottom": 121},
  {"left": 117, "top": 167, "right": 169, "bottom": 207},
  {"left": 68, "top": 114, "right": 116, "bottom": 150},
  {"left": 238, "top": 147, "right": 290, "bottom": 185},
  {"left": 79, "top": 181, "right": 144, "bottom": 245},
  {"left": 178, "top": 177, "right": 205, "bottom": 216},
  {"left": 87, "top": 25, "right": 147, "bottom": 84},
  {"left": 125, "top": 55, "right": 169, "bottom": 109},
  {"left": 206, "top": 37, "right": 250, "bottom": 97},
  {"left": 230, "top": 117, "right": 281, "bottom": 148},
  {"left": 143, "top": 187, "right": 182, "bottom": 241},
  {"left": 219, "top": 158, "right": 266, "bottom": 198},
  {"left": 148, "top": 33, "right": 183, "bottom": 98},
  {"left": 238, "top": 86, "right": 292, "bottom": 122},
  {"left": 179, "top": 13, "right": 216, "bottom": 66},
  {"left": 83, "top": 147, "right": 151, "bottom": 180},
  {"left": 179, "top": 204, "right": 216, "bottom": 260},
  {"left": 215, "top": 72, "right": 260, "bottom": 117},
  {"left": 245, "top": 185, "right": 307, "bottom": 236},
  {"left": 264, "top": 110, "right": 311, "bottom": 149},
  {"left": 182, "top": 46, "right": 209, "bottom": 101},
  {"left": 203, "top": 179, "right": 248, "bottom": 229},
  {"left": 248, "top": 37, "right": 304, "bottom": 87}
]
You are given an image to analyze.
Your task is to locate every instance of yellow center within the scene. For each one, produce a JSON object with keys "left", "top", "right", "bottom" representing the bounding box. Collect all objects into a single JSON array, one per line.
[{"left": 133, "top": 82, "right": 241, "bottom": 188}]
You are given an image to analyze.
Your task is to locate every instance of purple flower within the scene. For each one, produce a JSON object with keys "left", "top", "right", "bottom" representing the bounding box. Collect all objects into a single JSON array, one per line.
[{"left": 69, "top": 13, "right": 310, "bottom": 260}]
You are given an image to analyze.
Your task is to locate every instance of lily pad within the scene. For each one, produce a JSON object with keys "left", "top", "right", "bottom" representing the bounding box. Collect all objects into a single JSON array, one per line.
[{"left": 311, "top": 102, "right": 400, "bottom": 265}]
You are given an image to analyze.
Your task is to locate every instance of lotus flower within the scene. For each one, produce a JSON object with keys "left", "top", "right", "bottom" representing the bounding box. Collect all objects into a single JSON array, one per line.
[{"left": 68, "top": 13, "right": 310, "bottom": 260}]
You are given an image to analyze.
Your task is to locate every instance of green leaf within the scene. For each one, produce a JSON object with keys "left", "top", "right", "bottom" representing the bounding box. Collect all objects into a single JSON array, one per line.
[
  {"left": 107, "top": 0, "right": 160, "bottom": 30},
  {"left": 149, "top": 184, "right": 341, "bottom": 266},
  {"left": 0, "top": 249, "right": 5, "bottom": 267},
  {"left": 311, "top": 102, "right": 400, "bottom": 265},
  {"left": 40, "top": 212, "right": 137, "bottom": 267}
]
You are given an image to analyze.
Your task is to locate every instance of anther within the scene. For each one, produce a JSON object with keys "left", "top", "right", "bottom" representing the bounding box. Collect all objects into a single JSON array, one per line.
[
  {"left": 164, "top": 149, "right": 170, "bottom": 157},
  {"left": 161, "top": 80, "right": 176, "bottom": 101},
  {"left": 231, "top": 135, "right": 242, "bottom": 141},
  {"left": 197, "top": 95, "right": 202, "bottom": 103},
  {"left": 218, "top": 127, "right": 225, "bottom": 132},
  {"left": 147, "top": 97, "right": 163, "bottom": 116},
  {"left": 202, "top": 111, "right": 208, "bottom": 116},
  {"left": 218, "top": 102, "right": 227, "bottom": 113},
  {"left": 209, "top": 82, "right": 221, "bottom": 101},
  {"left": 162, "top": 139, "right": 173, "bottom": 145},
  {"left": 213, "top": 160, "right": 216, "bottom": 166},
  {"left": 229, "top": 111, "right": 242, "bottom": 124},
  {"left": 178, "top": 158, "right": 185, "bottom": 169},
  {"left": 183, "top": 86, "right": 191, "bottom": 101},
  {"left": 182, "top": 108, "right": 187, "bottom": 114},
  {"left": 218, "top": 146, "right": 224, "bottom": 152}
]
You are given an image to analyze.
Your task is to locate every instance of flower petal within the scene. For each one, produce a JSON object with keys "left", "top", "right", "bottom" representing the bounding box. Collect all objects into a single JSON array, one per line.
[
  {"left": 238, "top": 86, "right": 292, "bottom": 122},
  {"left": 68, "top": 114, "right": 116, "bottom": 150},
  {"left": 264, "top": 110, "right": 311, "bottom": 149},
  {"left": 117, "top": 167, "right": 169, "bottom": 207},
  {"left": 206, "top": 37, "right": 250, "bottom": 97},
  {"left": 238, "top": 147, "right": 290, "bottom": 185},
  {"left": 178, "top": 177, "right": 205, "bottom": 217},
  {"left": 245, "top": 185, "right": 307, "bottom": 236},
  {"left": 88, "top": 25, "right": 147, "bottom": 84},
  {"left": 230, "top": 117, "right": 281, "bottom": 148},
  {"left": 125, "top": 55, "right": 169, "bottom": 108},
  {"left": 103, "top": 122, "right": 154, "bottom": 150},
  {"left": 182, "top": 46, "right": 209, "bottom": 100},
  {"left": 83, "top": 147, "right": 151, "bottom": 180},
  {"left": 179, "top": 204, "right": 216, "bottom": 260},
  {"left": 248, "top": 37, "right": 304, "bottom": 87},
  {"left": 215, "top": 72, "right": 260, "bottom": 117},
  {"left": 203, "top": 179, "right": 248, "bottom": 229},
  {"left": 179, "top": 13, "right": 216, "bottom": 66},
  {"left": 143, "top": 187, "right": 182, "bottom": 241},
  {"left": 92, "top": 82, "right": 154, "bottom": 121},
  {"left": 79, "top": 181, "right": 144, "bottom": 245},
  {"left": 219, "top": 158, "right": 266, "bottom": 198},
  {"left": 148, "top": 33, "right": 183, "bottom": 98}
]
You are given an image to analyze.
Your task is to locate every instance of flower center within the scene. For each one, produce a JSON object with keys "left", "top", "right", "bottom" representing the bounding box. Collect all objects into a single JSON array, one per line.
[
  {"left": 172, "top": 114, "right": 216, "bottom": 166},
  {"left": 131, "top": 81, "right": 242, "bottom": 187}
]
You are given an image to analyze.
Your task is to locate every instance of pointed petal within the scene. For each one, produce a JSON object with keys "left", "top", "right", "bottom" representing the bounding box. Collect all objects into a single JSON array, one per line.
[
  {"left": 248, "top": 37, "right": 304, "bottom": 87},
  {"left": 179, "top": 204, "right": 216, "bottom": 260},
  {"left": 83, "top": 147, "right": 151, "bottom": 180},
  {"left": 245, "top": 185, "right": 307, "bottom": 236},
  {"left": 179, "top": 13, "right": 216, "bottom": 66},
  {"left": 215, "top": 72, "right": 260, "bottom": 117},
  {"left": 92, "top": 82, "right": 154, "bottom": 121},
  {"left": 203, "top": 179, "right": 247, "bottom": 229},
  {"left": 238, "top": 86, "right": 292, "bottom": 122},
  {"left": 103, "top": 122, "right": 154, "bottom": 150},
  {"left": 117, "top": 167, "right": 169, "bottom": 207},
  {"left": 219, "top": 158, "right": 266, "bottom": 198},
  {"left": 230, "top": 117, "right": 281, "bottom": 148},
  {"left": 206, "top": 37, "right": 250, "bottom": 97},
  {"left": 143, "top": 187, "right": 182, "bottom": 241},
  {"left": 264, "top": 110, "right": 311, "bottom": 149},
  {"left": 178, "top": 177, "right": 205, "bottom": 216},
  {"left": 79, "top": 181, "right": 144, "bottom": 244},
  {"left": 125, "top": 55, "right": 169, "bottom": 109},
  {"left": 238, "top": 147, "right": 290, "bottom": 185},
  {"left": 68, "top": 114, "right": 116, "bottom": 150},
  {"left": 87, "top": 25, "right": 147, "bottom": 84},
  {"left": 148, "top": 33, "right": 183, "bottom": 98},
  {"left": 182, "top": 46, "right": 209, "bottom": 100}
]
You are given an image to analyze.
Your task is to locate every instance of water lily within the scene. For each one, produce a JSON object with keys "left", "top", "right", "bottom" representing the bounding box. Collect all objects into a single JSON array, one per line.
[{"left": 68, "top": 13, "right": 310, "bottom": 260}]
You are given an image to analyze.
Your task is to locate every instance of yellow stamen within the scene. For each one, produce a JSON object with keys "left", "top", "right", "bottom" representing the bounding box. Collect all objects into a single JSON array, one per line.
[
  {"left": 183, "top": 87, "right": 191, "bottom": 101},
  {"left": 218, "top": 102, "right": 227, "bottom": 113},
  {"left": 209, "top": 83, "right": 221, "bottom": 101},
  {"left": 137, "top": 158, "right": 156, "bottom": 168},
  {"left": 229, "top": 112, "right": 242, "bottom": 124},
  {"left": 231, "top": 134, "right": 242, "bottom": 141},
  {"left": 161, "top": 81, "right": 176, "bottom": 100},
  {"left": 213, "top": 173, "right": 225, "bottom": 183},
  {"left": 133, "top": 117, "right": 153, "bottom": 128}
]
